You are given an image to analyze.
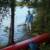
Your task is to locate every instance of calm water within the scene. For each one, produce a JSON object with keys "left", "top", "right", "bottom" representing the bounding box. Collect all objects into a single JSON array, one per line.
[{"left": 0, "top": 6, "right": 36, "bottom": 46}]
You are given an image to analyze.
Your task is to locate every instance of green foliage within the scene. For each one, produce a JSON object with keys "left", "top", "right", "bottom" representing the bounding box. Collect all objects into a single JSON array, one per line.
[
  {"left": 4, "top": 27, "right": 9, "bottom": 33},
  {"left": 32, "top": 16, "right": 41, "bottom": 33},
  {"left": 32, "top": 0, "right": 50, "bottom": 33}
]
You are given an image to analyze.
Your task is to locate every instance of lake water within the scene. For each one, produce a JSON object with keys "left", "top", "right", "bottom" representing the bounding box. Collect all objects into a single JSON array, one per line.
[{"left": 0, "top": 6, "right": 36, "bottom": 46}]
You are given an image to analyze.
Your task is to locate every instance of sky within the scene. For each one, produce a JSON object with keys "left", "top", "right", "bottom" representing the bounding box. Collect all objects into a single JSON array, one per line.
[
  {"left": 16, "top": 0, "right": 32, "bottom": 2},
  {"left": 16, "top": 0, "right": 23, "bottom": 2}
]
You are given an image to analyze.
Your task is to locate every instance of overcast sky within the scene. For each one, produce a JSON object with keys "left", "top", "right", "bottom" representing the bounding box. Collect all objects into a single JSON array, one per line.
[{"left": 16, "top": 0, "right": 23, "bottom": 2}]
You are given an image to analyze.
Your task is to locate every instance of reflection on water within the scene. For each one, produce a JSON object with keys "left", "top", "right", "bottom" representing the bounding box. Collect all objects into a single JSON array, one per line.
[{"left": 0, "top": 6, "right": 36, "bottom": 46}]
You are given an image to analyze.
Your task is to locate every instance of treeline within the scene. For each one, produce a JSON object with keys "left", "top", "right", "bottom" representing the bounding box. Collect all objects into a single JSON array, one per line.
[{"left": 32, "top": 0, "right": 50, "bottom": 33}]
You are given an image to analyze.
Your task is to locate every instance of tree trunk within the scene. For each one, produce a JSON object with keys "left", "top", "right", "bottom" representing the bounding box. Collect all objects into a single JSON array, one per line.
[{"left": 8, "top": 0, "right": 15, "bottom": 45}]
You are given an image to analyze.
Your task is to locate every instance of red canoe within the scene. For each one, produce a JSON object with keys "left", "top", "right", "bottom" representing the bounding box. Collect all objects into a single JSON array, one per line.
[{"left": 1, "top": 33, "right": 49, "bottom": 50}]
